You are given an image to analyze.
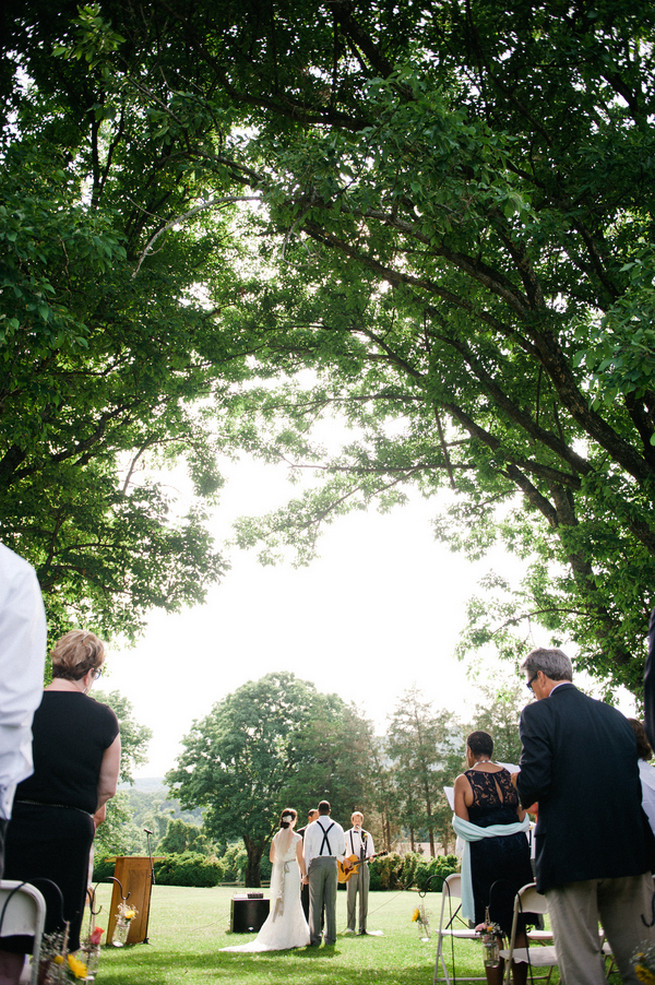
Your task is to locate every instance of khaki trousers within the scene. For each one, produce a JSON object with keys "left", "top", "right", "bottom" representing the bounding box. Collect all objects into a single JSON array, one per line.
[
  {"left": 346, "top": 864, "right": 370, "bottom": 932},
  {"left": 546, "top": 872, "right": 655, "bottom": 985}
]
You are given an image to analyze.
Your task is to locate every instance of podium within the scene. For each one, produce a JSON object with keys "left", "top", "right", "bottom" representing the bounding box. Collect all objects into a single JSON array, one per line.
[
  {"left": 230, "top": 894, "right": 269, "bottom": 933},
  {"left": 106, "top": 857, "right": 156, "bottom": 945}
]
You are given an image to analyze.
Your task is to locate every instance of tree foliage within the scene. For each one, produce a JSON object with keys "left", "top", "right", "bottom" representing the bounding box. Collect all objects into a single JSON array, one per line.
[
  {"left": 4, "top": 1, "right": 655, "bottom": 692},
  {"left": 386, "top": 687, "right": 463, "bottom": 856},
  {"left": 166, "top": 672, "right": 374, "bottom": 885}
]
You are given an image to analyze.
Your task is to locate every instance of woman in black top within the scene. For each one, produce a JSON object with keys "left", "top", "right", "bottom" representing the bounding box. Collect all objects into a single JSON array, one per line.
[
  {"left": 454, "top": 731, "right": 533, "bottom": 985},
  {"left": 0, "top": 630, "right": 120, "bottom": 984}
]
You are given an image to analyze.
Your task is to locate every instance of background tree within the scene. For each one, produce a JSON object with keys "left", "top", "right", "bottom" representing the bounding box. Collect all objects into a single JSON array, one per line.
[
  {"left": 91, "top": 689, "right": 153, "bottom": 862},
  {"left": 465, "top": 679, "right": 527, "bottom": 766},
  {"left": 386, "top": 687, "right": 463, "bottom": 856},
  {"left": 166, "top": 672, "right": 374, "bottom": 885},
  {"left": 158, "top": 819, "right": 215, "bottom": 856}
]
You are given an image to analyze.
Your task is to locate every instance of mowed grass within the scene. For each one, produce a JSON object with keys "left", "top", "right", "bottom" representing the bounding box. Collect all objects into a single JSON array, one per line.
[{"left": 89, "top": 883, "right": 564, "bottom": 985}]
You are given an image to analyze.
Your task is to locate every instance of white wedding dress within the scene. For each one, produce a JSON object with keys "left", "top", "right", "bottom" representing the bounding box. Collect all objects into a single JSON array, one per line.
[{"left": 221, "top": 829, "right": 311, "bottom": 952}]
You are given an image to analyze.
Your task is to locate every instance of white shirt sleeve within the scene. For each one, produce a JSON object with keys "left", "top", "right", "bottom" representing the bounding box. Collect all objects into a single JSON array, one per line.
[{"left": 0, "top": 546, "right": 47, "bottom": 817}]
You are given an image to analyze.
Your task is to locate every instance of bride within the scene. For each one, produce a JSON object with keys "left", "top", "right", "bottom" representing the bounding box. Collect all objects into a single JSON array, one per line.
[{"left": 221, "top": 808, "right": 311, "bottom": 952}]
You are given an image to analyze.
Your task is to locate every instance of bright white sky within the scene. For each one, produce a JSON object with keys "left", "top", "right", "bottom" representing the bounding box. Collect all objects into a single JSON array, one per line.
[
  {"left": 105, "top": 454, "right": 636, "bottom": 779},
  {"left": 102, "top": 453, "right": 530, "bottom": 778}
]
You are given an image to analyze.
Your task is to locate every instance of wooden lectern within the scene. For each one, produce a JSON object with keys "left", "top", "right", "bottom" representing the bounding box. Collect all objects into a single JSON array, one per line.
[{"left": 106, "top": 857, "right": 155, "bottom": 945}]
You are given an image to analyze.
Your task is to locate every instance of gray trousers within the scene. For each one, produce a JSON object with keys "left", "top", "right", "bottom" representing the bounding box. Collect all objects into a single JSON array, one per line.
[
  {"left": 546, "top": 872, "right": 655, "bottom": 985},
  {"left": 308, "top": 856, "right": 337, "bottom": 945},
  {"left": 346, "top": 863, "right": 369, "bottom": 932}
]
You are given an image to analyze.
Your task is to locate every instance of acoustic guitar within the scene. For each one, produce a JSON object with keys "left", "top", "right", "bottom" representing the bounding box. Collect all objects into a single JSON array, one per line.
[{"left": 337, "top": 850, "right": 389, "bottom": 884}]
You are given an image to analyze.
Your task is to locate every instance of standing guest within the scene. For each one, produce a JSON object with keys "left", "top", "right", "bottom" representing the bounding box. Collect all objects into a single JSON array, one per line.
[
  {"left": 453, "top": 731, "right": 532, "bottom": 985},
  {"left": 297, "top": 808, "right": 319, "bottom": 921},
  {"left": 629, "top": 718, "right": 655, "bottom": 835},
  {"left": 344, "top": 811, "right": 374, "bottom": 936},
  {"left": 0, "top": 544, "right": 47, "bottom": 877},
  {"left": 515, "top": 647, "right": 655, "bottom": 985},
  {"left": 0, "top": 630, "right": 120, "bottom": 985},
  {"left": 302, "top": 800, "right": 346, "bottom": 946}
]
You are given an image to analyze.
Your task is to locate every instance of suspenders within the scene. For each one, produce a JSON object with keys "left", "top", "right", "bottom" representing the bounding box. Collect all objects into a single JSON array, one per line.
[
  {"left": 318, "top": 820, "right": 335, "bottom": 855},
  {"left": 349, "top": 829, "right": 368, "bottom": 860}
]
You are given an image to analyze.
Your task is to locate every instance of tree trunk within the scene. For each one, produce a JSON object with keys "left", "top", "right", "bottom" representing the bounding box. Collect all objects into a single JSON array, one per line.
[{"left": 243, "top": 836, "right": 265, "bottom": 888}]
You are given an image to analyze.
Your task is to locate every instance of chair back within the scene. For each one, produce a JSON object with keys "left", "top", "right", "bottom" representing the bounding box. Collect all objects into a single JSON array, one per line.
[
  {"left": 441, "top": 873, "right": 463, "bottom": 900},
  {"left": 0, "top": 881, "right": 46, "bottom": 985},
  {"left": 515, "top": 883, "right": 548, "bottom": 916}
]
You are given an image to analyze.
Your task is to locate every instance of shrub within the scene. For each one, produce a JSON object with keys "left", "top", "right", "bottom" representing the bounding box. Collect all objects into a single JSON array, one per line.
[
  {"left": 154, "top": 852, "right": 224, "bottom": 887},
  {"left": 415, "top": 853, "right": 460, "bottom": 892},
  {"left": 92, "top": 855, "right": 117, "bottom": 883}
]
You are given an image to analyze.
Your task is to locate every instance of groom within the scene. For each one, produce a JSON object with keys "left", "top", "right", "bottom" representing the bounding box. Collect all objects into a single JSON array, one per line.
[{"left": 302, "top": 800, "right": 346, "bottom": 946}]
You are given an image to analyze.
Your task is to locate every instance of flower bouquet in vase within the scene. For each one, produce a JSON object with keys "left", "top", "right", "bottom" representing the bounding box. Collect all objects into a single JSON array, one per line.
[
  {"left": 411, "top": 905, "right": 431, "bottom": 941},
  {"left": 79, "top": 926, "right": 104, "bottom": 980},
  {"left": 112, "top": 901, "right": 137, "bottom": 947},
  {"left": 475, "top": 908, "right": 503, "bottom": 970}
]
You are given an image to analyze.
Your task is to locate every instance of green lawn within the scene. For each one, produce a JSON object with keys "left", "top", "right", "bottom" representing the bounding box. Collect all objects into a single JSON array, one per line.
[{"left": 87, "top": 883, "right": 564, "bottom": 985}]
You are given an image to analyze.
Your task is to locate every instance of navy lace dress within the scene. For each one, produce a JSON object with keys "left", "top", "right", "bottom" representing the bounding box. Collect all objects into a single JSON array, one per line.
[{"left": 465, "top": 768, "right": 534, "bottom": 934}]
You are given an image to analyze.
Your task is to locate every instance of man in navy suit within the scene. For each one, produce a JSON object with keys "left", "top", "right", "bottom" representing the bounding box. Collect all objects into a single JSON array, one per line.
[{"left": 515, "top": 647, "right": 655, "bottom": 984}]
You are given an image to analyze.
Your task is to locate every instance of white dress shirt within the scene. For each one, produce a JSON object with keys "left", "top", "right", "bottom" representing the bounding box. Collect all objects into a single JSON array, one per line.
[
  {"left": 303, "top": 815, "right": 346, "bottom": 868},
  {"left": 0, "top": 545, "right": 47, "bottom": 818},
  {"left": 345, "top": 826, "right": 374, "bottom": 860},
  {"left": 639, "top": 759, "right": 655, "bottom": 835}
]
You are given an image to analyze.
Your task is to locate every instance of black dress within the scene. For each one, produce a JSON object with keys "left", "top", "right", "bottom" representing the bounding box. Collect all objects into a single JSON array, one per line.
[
  {"left": 4, "top": 691, "right": 119, "bottom": 951},
  {"left": 465, "top": 768, "right": 534, "bottom": 935}
]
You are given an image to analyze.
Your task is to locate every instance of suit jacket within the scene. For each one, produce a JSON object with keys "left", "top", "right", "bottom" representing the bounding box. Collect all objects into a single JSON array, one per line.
[{"left": 517, "top": 682, "right": 652, "bottom": 893}]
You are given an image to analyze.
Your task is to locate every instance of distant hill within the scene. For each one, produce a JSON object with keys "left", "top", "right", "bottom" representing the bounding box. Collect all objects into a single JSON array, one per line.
[{"left": 120, "top": 776, "right": 166, "bottom": 792}]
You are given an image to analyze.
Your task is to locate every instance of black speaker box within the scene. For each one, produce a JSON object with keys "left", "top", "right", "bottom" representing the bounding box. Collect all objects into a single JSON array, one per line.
[{"left": 230, "top": 894, "right": 270, "bottom": 933}]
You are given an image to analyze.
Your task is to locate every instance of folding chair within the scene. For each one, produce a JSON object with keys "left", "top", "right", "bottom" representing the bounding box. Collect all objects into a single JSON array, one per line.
[
  {"left": 0, "top": 880, "right": 47, "bottom": 985},
  {"left": 499, "top": 883, "right": 558, "bottom": 985},
  {"left": 433, "top": 873, "right": 487, "bottom": 985}
]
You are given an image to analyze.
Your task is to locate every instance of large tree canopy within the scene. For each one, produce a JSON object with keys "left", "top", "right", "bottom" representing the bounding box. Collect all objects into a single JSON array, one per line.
[{"left": 3, "top": 1, "right": 655, "bottom": 692}]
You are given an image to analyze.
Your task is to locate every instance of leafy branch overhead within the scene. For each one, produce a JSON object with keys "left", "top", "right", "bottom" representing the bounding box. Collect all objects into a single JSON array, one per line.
[{"left": 2, "top": 1, "right": 655, "bottom": 689}]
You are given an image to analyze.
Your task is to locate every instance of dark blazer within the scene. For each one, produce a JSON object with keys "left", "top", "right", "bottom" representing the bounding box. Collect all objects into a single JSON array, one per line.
[{"left": 517, "top": 682, "right": 652, "bottom": 893}]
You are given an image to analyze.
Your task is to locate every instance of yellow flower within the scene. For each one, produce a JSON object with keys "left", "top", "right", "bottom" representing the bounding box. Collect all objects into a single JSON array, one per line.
[
  {"left": 635, "top": 964, "right": 655, "bottom": 985},
  {"left": 125, "top": 909, "right": 136, "bottom": 920},
  {"left": 67, "top": 954, "right": 88, "bottom": 979},
  {"left": 411, "top": 908, "right": 420, "bottom": 922},
  {"left": 53, "top": 955, "right": 64, "bottom": 965}
]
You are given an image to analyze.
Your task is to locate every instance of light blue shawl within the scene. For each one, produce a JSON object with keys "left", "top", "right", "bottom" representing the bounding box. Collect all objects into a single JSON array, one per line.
[{"left": 451, "top": 814, "right": 530, "bottom": 922}]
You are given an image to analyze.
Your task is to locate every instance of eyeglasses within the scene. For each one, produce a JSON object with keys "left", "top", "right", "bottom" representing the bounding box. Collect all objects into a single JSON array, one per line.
[
  {"left": 93, "top": 667, "right": 103, "bottom": 681},
  {"left": 526, "top": 673, "right": 538, "bottom": 692}
]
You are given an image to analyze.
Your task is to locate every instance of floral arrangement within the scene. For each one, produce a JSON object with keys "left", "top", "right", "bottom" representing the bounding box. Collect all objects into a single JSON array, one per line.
[
  {"left": 39, "top": 932, "right": 89, "bottom": 983},
  {"left": 116, "top": 901, "right": 137, "bottom": 922},
  {"left": 78, "top": 926, "right": 104, "bottom": 981},
  {"left": 113, "top": 900, "right": 138, "bottom": 946},
  {"left": 475, "top": 911, "right": 503, "bottom": 969},
  {"left": 634, "top": 943, "right": 655, "bottom": 984},
  {"left": 411, "top": 904, "right": 431, "bottom": 941}
]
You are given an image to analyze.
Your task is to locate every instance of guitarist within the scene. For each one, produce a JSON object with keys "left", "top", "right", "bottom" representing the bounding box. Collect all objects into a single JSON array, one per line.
[{"left": 344, "top": 811, "right": 374, "bottom": 936}]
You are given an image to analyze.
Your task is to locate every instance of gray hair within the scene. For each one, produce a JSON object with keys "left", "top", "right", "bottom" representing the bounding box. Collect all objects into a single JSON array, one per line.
[{"left": 520, "top": 647, "right": 573, "bottom": 682}]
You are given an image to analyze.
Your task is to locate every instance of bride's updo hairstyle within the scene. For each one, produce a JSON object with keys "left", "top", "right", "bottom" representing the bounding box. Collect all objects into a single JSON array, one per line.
[
  {"left": 51, "top": 629, "right": 105, "bottom": 681},
  {"left": 279, "top": 808, "right": 297, "bottom": 829}
]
